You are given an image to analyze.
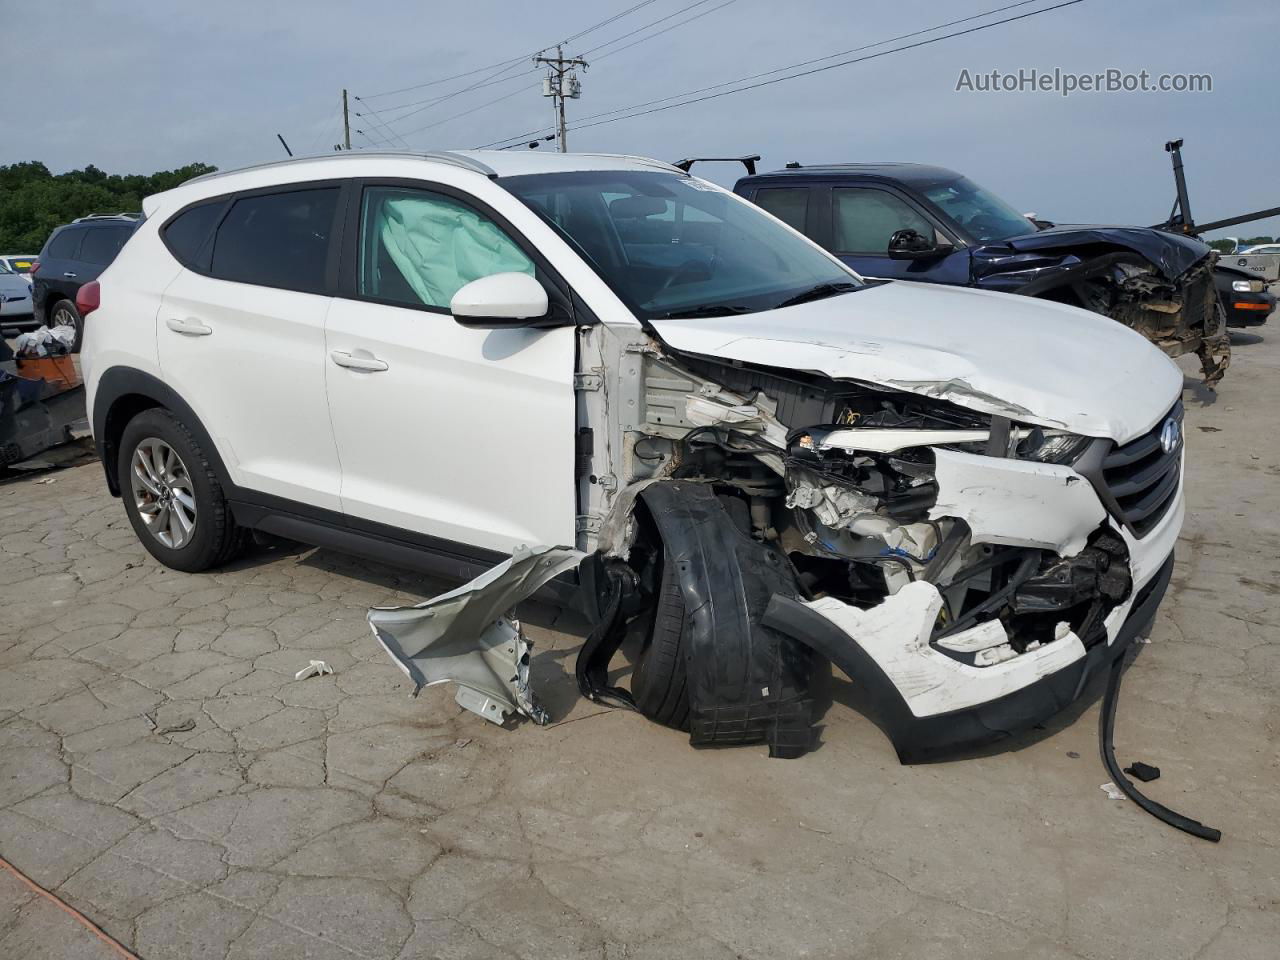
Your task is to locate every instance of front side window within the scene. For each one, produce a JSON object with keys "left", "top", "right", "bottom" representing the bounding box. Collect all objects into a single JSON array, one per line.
[
  {"left": 210, "top": 187, "right": 339, "bottom": 293},
  {"left": 833, "top": 188, "right": 936, "bottom": 255},
  {"left": 505, "top": 170, "right": 858, "bottom": 319},
  {"left": 358, "top": 186, "right": 533, "bottom": 310},
  {"left": 754, "top": 187, "right": 809, "bottom": 233},
  {"left": 920, "top": 176, "right": 1034, "bottom": 242},
  {"left": 79, "top": 225, "right": 134, "bottom": 265}
]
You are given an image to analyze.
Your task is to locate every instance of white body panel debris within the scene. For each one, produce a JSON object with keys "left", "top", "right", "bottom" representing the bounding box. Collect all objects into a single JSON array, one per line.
[
  {"left": 367, "top": 544, "right": 583, "bottom": 726},
  {"left": 930, "top": 448, "right": 1107, "bottom": 557},
  {"left": 294, "top": 659, "right": 334, "bottom": 680}
]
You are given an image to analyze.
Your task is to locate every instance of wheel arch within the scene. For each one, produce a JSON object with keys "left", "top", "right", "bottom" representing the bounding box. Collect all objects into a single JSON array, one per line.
[{"left": 93, "top": 366, "right": 232, "bottom": 497}]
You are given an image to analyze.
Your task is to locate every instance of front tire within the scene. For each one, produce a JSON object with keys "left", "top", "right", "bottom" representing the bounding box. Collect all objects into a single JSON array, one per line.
[
  {"left": 48, "top": 299, "right": 83, "bottom": 352},
  {"left": 117, "top": 408, "right": 244, "bottom": 572}
]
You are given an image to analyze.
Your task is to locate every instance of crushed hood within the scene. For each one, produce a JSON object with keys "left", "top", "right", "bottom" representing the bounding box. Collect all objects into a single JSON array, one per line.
[
  {"left": 650, "top": 280, "right": 1182, "bottom": 445},
  {"left": 988, "top": 224, "right": 1212, "bottom": 280}
]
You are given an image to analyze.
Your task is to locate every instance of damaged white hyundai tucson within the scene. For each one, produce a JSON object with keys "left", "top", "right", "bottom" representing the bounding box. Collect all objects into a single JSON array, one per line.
[{"left": 82, "top": 150, "right": 1185, "bottom": 763}]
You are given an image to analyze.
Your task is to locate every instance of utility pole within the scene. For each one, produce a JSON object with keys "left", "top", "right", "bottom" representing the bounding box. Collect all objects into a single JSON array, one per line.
[
  {"left": 341, "top": 89, "right": 352, "bottom": 151},
  {"left": 535, "top": 45, "right": 586, "bottom": 152}
]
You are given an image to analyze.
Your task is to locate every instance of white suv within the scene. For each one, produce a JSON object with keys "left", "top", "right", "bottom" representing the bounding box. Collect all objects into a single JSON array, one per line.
[{"left": 82, "top": 150, "right": 1185, "bottom": 760}]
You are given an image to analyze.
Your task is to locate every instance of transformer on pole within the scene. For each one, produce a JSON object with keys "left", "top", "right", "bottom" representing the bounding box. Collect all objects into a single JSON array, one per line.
[{"left": 535, "top": 45, "right": 587, "bottom": 153}]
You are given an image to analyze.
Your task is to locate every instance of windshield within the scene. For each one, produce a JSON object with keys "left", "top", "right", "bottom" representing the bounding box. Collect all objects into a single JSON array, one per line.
[
  {"left": 921, "top": 176, "right": 1036, "bottom": 242},
  {"left": 503, "top": 170, "right": 860, "bottom": 319},
  {"left": 3, "top": 258, "right": 35, "bottom": 273}
]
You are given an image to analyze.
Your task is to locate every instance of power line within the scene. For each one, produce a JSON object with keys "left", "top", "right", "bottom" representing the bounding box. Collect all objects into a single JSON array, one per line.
[
  {"left": 370, "top": 65, "right": 537, "bottom": 119},
  {"left": 396, "top": 84, "right": 538, "bottom": 142},
  {"left": 573, "top": 0, "right": 1087, "bottom": 133},
  {"left": 479, "top": 0, "right": 1073, "bottom": 149},
  {"left": 357, "top": 0, "right": 659, "bottom": 100},
  {"left": 560, "top": 0, "right": 662, "bottom": 44},
  {"left": 352, "top": 98, "right": 414, "bottom": 148},
  {"left": 593, "top": 0, "right": 737, "bottom": 63},
  {"left": 581, "top": 0, "right": 720, "bottom": 56}
]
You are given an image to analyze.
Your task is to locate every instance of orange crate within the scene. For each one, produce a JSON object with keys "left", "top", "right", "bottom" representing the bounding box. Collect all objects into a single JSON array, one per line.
[{"left": 15, "top": 355, "right": 81, "bottom": 391}]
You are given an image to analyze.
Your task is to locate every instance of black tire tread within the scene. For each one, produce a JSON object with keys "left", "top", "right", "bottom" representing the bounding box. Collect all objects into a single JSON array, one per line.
[{"left": 118, "top": 408, "right": 244, "bottom": 572}]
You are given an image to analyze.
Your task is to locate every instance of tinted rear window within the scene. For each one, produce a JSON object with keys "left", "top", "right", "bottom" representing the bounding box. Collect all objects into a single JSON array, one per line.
[
  {"left": 209, "top": 188, "right": 339, "bottom": 293},
  {"left": 47, "top": 228, "right": 82, "bottom": 259},
  {"left": 79, "top": 225, "right": 134, "bottom": 265},
  {"left": 163, "top": 201, "right": 227, "bottom": 271}
]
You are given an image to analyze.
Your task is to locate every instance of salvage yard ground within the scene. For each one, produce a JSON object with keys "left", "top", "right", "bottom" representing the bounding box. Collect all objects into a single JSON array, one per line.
[{"left": 1, "top": 332, "right": 1278, "bottom": 960}]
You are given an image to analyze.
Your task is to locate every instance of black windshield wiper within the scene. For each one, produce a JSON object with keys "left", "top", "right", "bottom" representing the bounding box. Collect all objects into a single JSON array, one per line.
[
  {"left": 774, "top": 281, "right": 859, "bottom": 309},
  {"left": 655, "top": 304, "right": 752, "bottom": 320}
]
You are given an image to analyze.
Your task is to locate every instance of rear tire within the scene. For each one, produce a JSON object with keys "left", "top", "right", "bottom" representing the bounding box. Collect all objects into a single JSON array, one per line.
[
  {"left": 117, "top": 408, "right": 245, "bottom": 572},
  {"left": 632, "top": 549, "right": 691, "bottom": 731},
  {"left": 48, "top": 299, "right": 83, "bottom": 352}
]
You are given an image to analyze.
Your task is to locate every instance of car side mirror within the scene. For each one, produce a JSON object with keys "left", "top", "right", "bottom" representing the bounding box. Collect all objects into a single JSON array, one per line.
[
  {"left": 887, "top": 228, "right": 952, "bottom": 260},
  {"left": 450, "top": 272, "right": 550, "bottom": 328}
]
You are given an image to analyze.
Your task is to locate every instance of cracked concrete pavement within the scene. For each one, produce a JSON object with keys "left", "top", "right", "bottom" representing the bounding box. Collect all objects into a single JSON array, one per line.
[{"left": 2, "top": 331, "right": 1279, "bottom": 960}]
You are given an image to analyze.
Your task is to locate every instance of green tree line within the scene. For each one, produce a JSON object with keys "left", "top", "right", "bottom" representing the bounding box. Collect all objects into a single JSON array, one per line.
[{"left": 0, "top": 161, "right": 216, "bottom": 252}]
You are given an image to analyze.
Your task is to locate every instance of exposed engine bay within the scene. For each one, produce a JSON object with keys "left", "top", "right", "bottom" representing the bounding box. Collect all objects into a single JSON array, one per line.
[{"left": 610, "top": 350, "right": 1130, "bottom": 651}]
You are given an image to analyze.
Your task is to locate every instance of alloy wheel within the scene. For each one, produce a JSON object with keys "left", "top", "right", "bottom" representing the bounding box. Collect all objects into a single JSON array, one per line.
[{"left": 130, "top": 438, "right": 197, "bottom": 549}]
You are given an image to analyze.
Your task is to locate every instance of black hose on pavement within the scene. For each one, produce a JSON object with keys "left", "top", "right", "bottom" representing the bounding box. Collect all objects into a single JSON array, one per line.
[{"left": 1099, "top": 653, "right": 1222, "bottom": 843}]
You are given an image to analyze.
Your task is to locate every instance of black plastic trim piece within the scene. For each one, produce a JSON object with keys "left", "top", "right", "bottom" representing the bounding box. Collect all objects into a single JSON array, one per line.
[
  {"left": 763, "top": 551, "right": 1175, "bottom": 764},
  {"left": 638, "top": 482, "right": 813, "bottom": 758}
]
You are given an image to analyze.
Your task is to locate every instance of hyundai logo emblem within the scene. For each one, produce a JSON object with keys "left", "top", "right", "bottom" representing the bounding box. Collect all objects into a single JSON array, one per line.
[{"left": 1159, "top": 417, "right": 1181, "bottom": 455}]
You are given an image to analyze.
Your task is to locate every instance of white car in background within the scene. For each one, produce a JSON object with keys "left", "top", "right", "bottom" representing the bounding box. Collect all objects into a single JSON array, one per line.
[
  {"left": 0, "top": 268, "right": 33, "bottom": 325},
  {"left": 80, "top": 150, "right": 1185, "bottom": 762},
  {"left": 0, "top": 255, "right": 39, "bottom": 282}
]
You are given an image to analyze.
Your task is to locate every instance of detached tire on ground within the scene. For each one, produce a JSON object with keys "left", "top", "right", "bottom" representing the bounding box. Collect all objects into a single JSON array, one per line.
[
  {"left": 117, "top": 408, "right": 245, "bottom": 572},
  {"left": 48, "top": 299, "right": 84, "bottom": 352},
  {"left": 631, "top": 550, "right": 691, "bottom": 731}
]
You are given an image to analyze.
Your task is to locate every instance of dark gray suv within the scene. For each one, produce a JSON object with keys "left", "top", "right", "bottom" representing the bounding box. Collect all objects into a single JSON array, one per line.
[{"left": 32, "top": 214, "right": 139, "bottom": 350}]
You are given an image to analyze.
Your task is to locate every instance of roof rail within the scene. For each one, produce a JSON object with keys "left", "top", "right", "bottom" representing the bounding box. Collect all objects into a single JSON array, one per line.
[
  {"left": 672, "top": 155, "right": 761, "bottom": 176},
  {"left": 72, "top": 212, "right": 142, "bottom": 223},
  {"left": 588, "top": 153, "right": 686, "bottom": 175},
  {"left": 421, "top": 151, "right": 499, "bottom": 180},
  {"left": 181, "top": 150, "right": 499, "bottom": 187}
]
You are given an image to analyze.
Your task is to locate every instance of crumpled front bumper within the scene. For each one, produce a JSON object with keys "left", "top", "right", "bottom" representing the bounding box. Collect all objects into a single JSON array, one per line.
[
  {"left": 766, "top": 552, "right": 1172, "bottom": 762},
  {"left": 764, "top": 452, "right": 1184, "bottom": 762}
]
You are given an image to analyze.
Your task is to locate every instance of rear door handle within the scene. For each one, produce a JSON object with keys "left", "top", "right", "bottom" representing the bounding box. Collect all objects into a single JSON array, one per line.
[
  {"left": 165, "top": 317, "right": 213, "bottom": 336},
  {"left": 63, "top": 272, "right": 78, "bottom": 278},
  {"left": 330, "top": 350, "right": 388, "bottom": 372}
]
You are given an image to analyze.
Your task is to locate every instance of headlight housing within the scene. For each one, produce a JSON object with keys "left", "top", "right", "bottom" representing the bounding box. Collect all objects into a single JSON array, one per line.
[
  {"left": 1232, "top": 278, "right": 1263, "bottom": 293},
  {"left": 1016, "top": 428, "right": 1092, "bottom": 464}
]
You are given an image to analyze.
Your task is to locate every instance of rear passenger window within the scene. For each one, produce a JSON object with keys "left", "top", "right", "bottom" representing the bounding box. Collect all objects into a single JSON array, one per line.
[
  {"left": 163, "top": 201, "right": 227, "bottom": 271},
  {"left": 79, "top": 225, "right": 134, "bottom": 265},
  {"left": 47, "top": 229, "right": 82, "bottom": 259},
  {"left": 754, "top": 188, "right": 809, "bottom": 233},
  {"left": 210, "top": 188, "right": 339, "bottom": 294}
]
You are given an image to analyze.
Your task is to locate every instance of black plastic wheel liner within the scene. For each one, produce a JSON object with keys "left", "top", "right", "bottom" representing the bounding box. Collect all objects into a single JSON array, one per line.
[{"left": 636, "top": 481, "right": 813, "bottom": 758}]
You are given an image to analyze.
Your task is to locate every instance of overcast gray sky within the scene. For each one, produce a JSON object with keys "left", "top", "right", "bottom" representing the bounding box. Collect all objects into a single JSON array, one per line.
[{"left": 6, "top": 0, "right": 1278, "bottom": 240}]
